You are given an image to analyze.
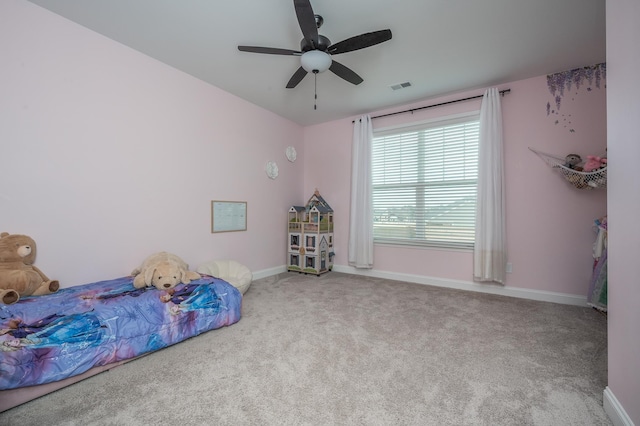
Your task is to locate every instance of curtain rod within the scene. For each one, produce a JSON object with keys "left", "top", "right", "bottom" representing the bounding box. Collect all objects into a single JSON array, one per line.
[{"left": 353, "top": 88, "right": 511, "bottom": 123}]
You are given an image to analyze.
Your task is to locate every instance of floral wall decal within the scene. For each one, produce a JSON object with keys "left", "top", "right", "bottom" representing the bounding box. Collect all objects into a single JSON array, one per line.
[{"left": 546, "top": 63, "right": 606, "bottom": 133}]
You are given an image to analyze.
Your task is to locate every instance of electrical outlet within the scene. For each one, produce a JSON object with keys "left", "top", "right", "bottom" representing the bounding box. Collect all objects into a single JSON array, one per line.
[{"left": 506, "top": 262, "right": 513, "bottom": 273}]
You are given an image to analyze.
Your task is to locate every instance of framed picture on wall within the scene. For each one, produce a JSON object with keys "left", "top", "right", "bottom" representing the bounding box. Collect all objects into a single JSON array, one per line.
[{"left": 211, "top": 201, "right": 247, "bottom": 233}]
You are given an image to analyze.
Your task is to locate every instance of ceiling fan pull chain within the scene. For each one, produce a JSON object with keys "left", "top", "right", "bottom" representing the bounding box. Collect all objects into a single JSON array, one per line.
[{"left": 314, "top": 70, "right": 318, "bottom": 110}]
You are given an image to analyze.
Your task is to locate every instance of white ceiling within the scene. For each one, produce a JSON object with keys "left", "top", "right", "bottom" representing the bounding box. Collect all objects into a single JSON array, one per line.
[{"left": 27, "top": 0, "right": 606, "bottom": 127}]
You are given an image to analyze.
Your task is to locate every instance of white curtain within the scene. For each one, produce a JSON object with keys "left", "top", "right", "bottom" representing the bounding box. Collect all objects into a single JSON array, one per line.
[
  {"left": 348, "top": 114, "right": 374, "bottom": 268},
  {"left": 474, "top": 88, "right": 507, "bottom": 284}
]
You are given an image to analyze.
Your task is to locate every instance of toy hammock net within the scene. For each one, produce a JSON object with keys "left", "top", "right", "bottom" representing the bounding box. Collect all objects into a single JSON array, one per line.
[{"left": 529, "top": 147, "right": 607, "bottom": 190}]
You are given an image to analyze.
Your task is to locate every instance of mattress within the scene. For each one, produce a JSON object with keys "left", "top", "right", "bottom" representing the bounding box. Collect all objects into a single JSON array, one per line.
[{"left": 0, "top": 275, "right": 241, "bottom": 390}]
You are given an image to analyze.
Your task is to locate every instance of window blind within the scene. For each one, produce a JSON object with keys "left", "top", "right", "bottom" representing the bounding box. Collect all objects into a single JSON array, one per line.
[{"left": 372, "top": 114, "right": 480, "bottom": 249}]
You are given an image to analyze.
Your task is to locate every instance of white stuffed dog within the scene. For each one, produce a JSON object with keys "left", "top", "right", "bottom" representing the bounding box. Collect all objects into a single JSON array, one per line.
[{"left": 131, "top": 252, "right": 201, "bottom": 290}]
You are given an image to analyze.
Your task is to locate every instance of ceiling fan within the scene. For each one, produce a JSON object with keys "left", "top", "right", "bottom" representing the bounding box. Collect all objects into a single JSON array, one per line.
[{"left": 237, "top": 0, "right": 392, "bottom": 89}]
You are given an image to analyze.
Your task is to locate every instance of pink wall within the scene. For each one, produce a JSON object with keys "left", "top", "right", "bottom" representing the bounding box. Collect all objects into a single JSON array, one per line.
[
  {"left": 1, "top": 0, "right": 304, "bottom": 287},
  {"left": 1, "top": 0, "right": 607, "bottom": 300},
  {"left": 606, "top": 0, "right": 640, "bottom": 423},
  {"left": 305, "top": 72, "right": 607, "bottom": 298}
]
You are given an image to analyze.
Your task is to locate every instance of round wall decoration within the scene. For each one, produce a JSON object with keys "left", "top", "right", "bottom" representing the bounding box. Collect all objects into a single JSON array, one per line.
[
  {"left": 266, "top": 161, "right": 279, "bottom": 179},
  {"left": 286, "top": 146, "right": 297, "bottom": 162}
]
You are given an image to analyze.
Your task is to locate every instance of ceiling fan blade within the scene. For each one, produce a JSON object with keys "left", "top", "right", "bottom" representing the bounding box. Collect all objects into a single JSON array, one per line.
[
  {"left": 286, "top": 66, "right": 308, "bottom": 88},
  {"left": 238, "top": 46, "right": 302, "bottom": 56},
  {"left": 327, "top": 29, "right": 392, "bottom": 55},
  {"left": 329, "top": 60, "right": 363, "bottom": 85},
  {"left": 294, "top": 0, "right": 318, "bottom": 47}
]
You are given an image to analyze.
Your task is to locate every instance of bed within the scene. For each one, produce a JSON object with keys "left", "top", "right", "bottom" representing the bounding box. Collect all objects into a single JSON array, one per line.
[{"left": 0, "top": 275, "right": 242, "bottom": 412}]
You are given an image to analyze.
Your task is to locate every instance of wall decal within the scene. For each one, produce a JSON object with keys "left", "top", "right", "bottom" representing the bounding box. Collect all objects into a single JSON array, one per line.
[
  {"left": 265, "top": 161, "right": 279, "bottom": 179},
  {"left": 546, "top": 63, "right": 606, "bottom": 133},
  {"left": 286, "top": 146, "right": 297, "bottom": 162}
]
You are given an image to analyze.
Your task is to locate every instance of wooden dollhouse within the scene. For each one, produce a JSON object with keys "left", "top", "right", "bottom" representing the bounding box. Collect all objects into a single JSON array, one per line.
[{"left": 287, "top": 190, "right": 334, "bottom": 275}]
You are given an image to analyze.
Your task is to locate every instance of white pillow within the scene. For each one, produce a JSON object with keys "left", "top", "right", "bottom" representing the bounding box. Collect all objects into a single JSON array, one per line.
[{"left": 197, "top": 260, "right": 252, "bottom": 294}]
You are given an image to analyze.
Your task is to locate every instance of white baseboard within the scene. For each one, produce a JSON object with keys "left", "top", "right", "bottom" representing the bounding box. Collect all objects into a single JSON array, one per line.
[
  {"left": 252, "top": 265, "right": 287, "bottom": 280},
  {"left": 254, "top": 264, "right": 588, "bottom": 306},
  {"left": 331, "top": 265, "right": 588, "bottom": 306},
  {"left": 604, "top": 387, "right": 635, "bottom": 426}
]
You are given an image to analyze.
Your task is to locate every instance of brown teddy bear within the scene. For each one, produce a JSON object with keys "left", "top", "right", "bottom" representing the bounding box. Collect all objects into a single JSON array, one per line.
[
  {"left": 131, "top": 252, "right": 201, "bottom": 290},
  {"left": 0, "top": 232, "right": 59, "bottom": 305}
]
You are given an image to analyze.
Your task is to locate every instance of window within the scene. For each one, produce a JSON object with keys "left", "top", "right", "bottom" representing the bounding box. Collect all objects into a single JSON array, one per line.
[
  {"left": 372, "top": 112, "right": 480, "bottom": 249},
  {"left": 306, "top": 235, "right": 316, "bottom": 248}
]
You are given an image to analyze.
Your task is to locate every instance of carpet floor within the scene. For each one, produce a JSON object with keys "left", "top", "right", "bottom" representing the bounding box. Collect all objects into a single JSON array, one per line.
[{"left": 0, "top": 272, "right": 610, "bottom": 425}]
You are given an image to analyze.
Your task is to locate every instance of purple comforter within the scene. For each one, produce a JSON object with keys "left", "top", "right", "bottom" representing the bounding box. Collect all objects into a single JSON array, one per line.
[{"left": 0, "top": 275, "right": 241, "bottom": 390}]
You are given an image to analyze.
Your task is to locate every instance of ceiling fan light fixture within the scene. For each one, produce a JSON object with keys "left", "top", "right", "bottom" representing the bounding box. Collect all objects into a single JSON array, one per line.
[
  {"left": 238, "top": 0, "right": 391, "bottom": 89},
  {"left": 300, "top": 50, "right": 332, "bottom": 73}
]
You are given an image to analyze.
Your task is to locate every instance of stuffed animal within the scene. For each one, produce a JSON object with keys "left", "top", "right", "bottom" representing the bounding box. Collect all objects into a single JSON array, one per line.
[
  {"left": 583, "top": 155, "right": 607, "bottom": 172},
  {"left": 600, "top": 158, "right": 608, "bottom": 167},
  {"left": 0, "top": 232, "right": 59, "bottom": 305},
  {"left": 131, "top": 252, "right": 201, "bottom": 290},
  {"left": 563, "top": 154, "right": 582, "bottom": 169},
  {"left": 565, "top": 172, "right": 587, "bottom": 189}
]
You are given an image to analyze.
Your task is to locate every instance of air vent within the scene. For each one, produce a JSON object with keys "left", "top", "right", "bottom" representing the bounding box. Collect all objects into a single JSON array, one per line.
[{"left": 390, "top": 81, "right": 412, "bottom": 91}]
